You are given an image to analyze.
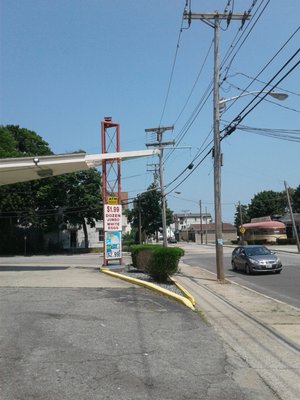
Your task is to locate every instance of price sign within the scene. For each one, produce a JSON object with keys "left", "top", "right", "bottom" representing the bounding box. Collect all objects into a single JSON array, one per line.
[
  {"left": 104, "top": 204, "right": 122, "bottom": 231},
  {"left": 106, "top": 205, "right": 121, "bottom": 213}
]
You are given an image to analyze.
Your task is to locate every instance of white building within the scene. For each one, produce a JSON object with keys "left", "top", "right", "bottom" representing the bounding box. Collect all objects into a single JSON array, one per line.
[{"left": 171, "top": 212, "right": 212, "bottom": 233}]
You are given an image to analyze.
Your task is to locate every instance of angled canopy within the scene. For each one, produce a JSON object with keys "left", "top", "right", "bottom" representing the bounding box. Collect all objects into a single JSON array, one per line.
[{"left": 0, "top": 149, "right": 160, "bottom": 186}]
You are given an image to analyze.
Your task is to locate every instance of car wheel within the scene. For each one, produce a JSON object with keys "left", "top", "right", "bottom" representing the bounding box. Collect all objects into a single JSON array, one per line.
[
  {"left": 245, "top": 264, "right": 251, "bottom": 275},
  {"left": 275, "top": 270, "right": 281, "bottom": 274},
  {"left": 231, "top": 261, "right": 237, "bottom": 271}
]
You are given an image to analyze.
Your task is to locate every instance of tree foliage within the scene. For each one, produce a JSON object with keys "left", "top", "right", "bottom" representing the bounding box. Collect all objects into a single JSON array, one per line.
[
  {"left": 247, "top": 190, "right": 286, "bottom": 220},
  {"left": 126, "top": 183, "right": 173, "bottom": 241},
  {"left": 292, "top": 185, "right": 300, "bottom": 212},
  {"left": 234, "top": 203, "right": 250, "bottom": 227}
]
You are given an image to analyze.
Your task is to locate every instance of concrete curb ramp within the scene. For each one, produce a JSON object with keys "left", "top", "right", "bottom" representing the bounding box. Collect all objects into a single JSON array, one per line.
[{"left": 100, "top": 268, "right": 195, "bottom": 310}]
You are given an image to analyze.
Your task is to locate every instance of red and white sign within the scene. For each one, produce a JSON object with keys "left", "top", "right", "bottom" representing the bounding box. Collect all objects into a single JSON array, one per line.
[{"left": 104, "top": 204, "right": 122, "bottom": 231}]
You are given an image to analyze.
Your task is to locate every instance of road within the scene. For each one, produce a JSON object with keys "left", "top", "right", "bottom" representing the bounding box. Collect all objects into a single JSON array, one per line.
[{"left": 180, "top": 243, "right": 300, "bottom": 309}]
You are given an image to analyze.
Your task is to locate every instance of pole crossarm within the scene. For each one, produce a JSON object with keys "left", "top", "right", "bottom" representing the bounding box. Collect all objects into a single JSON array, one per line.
[{"left": 183, "top": 12, "right": 250, "bottom": 21}]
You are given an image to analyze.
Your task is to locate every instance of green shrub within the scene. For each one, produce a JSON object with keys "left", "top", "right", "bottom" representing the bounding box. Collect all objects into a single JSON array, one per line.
[
  {"left": 246, "top": 239, "right": 268, "bottom": 245},
  {"left": 130, "top": 244, "right": 160, "bottom": 270},
  {"left": 122, "top": 232, "right": 136, "bottom": 248},
  {"left": 277, "top": 238, "right": 297, "bottom": 245},
  {"left": 148, "top": 247, "right": 185, "bottom": 283}
]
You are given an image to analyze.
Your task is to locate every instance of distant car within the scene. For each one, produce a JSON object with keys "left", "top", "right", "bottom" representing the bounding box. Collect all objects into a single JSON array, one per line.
[
  {"left": 231, "top": 245, "right": 282, "bottom": 274},
  {"left": 167, "top": 237, "right": 177, "bottom": 244}
]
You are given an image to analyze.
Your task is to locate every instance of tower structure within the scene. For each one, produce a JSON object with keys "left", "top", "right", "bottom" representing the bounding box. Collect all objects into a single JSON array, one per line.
[{"left": 101, "top": 117, "right": 122, "bottom": 266}]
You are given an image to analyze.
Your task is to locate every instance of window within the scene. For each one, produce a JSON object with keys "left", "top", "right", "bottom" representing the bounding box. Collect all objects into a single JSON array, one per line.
[{"left": 98, "top": 229, "right": 104, "bottom": 242}]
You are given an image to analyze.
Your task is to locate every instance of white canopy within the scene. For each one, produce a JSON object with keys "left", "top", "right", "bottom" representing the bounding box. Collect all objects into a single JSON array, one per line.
[{"left": 0, "top": 149, "right": 160, "bottom": 186}]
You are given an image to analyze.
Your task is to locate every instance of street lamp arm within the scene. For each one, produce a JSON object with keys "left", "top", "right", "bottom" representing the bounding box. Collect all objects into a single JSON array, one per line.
[{"left": 219, "top": 91, "right": 288, "bottom": 106}]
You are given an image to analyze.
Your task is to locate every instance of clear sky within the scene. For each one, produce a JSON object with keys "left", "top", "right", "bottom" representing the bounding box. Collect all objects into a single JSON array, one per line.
[{"left": 1, "top": 0, "right": 299, "bottom": 223}]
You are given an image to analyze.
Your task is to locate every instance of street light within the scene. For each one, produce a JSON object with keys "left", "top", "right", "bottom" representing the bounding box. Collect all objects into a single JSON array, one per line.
[{"left": 214, "top": 90, "right": 288, "bottom": 283}]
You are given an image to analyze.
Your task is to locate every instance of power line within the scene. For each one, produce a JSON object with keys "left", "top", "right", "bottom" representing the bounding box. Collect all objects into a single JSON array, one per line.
[
  {"left": 222, "top": 48, "right": 300, "bottom": 137},
  {"left": 158, "top": 0, "right": 191, "bottom": 126}
]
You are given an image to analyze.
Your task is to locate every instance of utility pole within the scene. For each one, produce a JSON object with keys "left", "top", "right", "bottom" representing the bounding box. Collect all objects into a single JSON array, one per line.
[
  {"left": 147, "top": 163, "right": 160, "bottom": 185},
  {"left": 138, "top": 196, "right": 142, "bottom": 244},
  {"left": 238, "top": 201, "right": 245, "bottom": 244},
  {"left": 183, "top": 10, "right": 250, "bottom": 283},
  {"left": 284, "top": 181, "right": 300, "bottom": 253},
  {"left": 199, "top": 200, "right": 203, "bottom": 244},
  {"left": 145, "top": 125, "right": 175, "bottom": 247}
]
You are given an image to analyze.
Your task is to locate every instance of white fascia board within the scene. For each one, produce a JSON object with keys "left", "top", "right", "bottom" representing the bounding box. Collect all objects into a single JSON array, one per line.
[
  {"left": 85, "top": 149, "right": 160, "bottom": 167},
  {"left": 0, "top": 149, "right": 160, "bottom": 186}
]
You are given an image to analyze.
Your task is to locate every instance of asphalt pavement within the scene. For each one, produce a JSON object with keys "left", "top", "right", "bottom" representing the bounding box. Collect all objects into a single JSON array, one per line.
[{"left": 0, "top": 252, "right": 279, "bottom": 400}]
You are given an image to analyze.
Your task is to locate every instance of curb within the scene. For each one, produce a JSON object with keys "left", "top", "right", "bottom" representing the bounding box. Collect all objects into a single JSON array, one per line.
[
  {"left": 100, "top": 268, "right": 195, "bottom": 310},
  {"left": 169, "top": 276, "right": 196, "bottom": 306}
]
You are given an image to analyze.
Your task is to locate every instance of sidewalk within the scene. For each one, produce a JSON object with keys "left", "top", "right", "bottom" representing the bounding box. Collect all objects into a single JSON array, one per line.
[{"left": 176, "top": 262, "right": 300, "bottom": 350}]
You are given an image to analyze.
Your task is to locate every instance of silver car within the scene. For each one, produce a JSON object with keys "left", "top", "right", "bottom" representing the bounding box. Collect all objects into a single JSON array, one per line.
[{"left": 231, "top": 245, "right": 282, "bottom": 274}]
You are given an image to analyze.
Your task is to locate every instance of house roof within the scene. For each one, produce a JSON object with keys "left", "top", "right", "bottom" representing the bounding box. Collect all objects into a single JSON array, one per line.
[
  {"left": 174, "top": 212, "right": 211, "bottom": 218},
  {"left": 190, "top": 223, "right": 236, "bottom": 232},
  {"left": 242, "top": 220, "right": 285, "bottom": 229},
  {"left": 280, "top": 213, "right": 300, "bottom": 223}
]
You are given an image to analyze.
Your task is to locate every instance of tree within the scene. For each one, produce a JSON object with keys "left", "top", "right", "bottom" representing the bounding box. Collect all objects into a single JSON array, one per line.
[
  {"left": 0, "top": 125, "right": 53, "bottom": 157},
  {"left": 234, "top": 203, "right": 250, "bottom": 227},
  {"left": 126, "top": 183, "right": 173, "bottom": 241},
  {"left": 292, "top": 185, "right": 300, "bottom": 213},
  {"left": 247, "top": 190, "right": 286, "bottom": 220}
]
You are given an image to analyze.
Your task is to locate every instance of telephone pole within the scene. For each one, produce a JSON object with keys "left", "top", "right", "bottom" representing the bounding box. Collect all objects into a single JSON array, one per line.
[
  {"left": 199, "top": 200, "right": 203, "bottom": 244},
  {"left": 145, "top": 125, "right": 174, "bottom": 247},
  {"left": 284, "top": 181, "right": 300, "bottom": 253},
  {"left": 183, "top": 10, "right": 250, "bottom": 283}
]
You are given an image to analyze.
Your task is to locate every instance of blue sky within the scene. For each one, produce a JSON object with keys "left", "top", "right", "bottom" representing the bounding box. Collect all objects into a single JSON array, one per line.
[{"left": 1, "top": 0, "right": 299, "bottom": 223}]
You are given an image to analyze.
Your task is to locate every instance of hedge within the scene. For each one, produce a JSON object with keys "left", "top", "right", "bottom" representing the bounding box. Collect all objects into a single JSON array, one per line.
[{"left": 130, "top": 244, "right": 184, "bottom": 282}]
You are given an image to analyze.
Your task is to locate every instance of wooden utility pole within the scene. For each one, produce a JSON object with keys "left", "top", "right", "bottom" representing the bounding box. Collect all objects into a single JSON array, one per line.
[
  {"left": 238, "top": 201, "right": 245, "bottom": 244},
  {"left": 145, "top": 126, "right": 175, "bottom": 247},
  {"left": 183, "top": 10, "right": 250, "bottom": 282},
  {"left": 199, "top": 200, "right": 203, "bottom": 244},
  {"left": 284, "top": 181, "right": 300, "bottom": 253}
]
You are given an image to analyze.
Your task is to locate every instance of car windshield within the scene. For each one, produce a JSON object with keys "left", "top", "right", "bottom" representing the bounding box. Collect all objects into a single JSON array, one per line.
[{"left": 245, "top": 247, "right": 271, "bottom": 257}]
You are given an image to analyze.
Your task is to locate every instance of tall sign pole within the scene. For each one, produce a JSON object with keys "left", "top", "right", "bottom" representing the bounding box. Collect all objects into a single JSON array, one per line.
[
  {"left": 183, "top": 10, "right": 250, "bottom": 282},
  {"left": 101, "top": 117, "right": 122, "bottom": 266}
]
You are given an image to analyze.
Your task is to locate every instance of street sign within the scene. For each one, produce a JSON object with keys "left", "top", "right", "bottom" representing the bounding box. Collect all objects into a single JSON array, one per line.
[
  {"left": 239, "top": 226, "right": 246, "bottom": 234},
  {"left": 107, "top": 196, "right": 118, "bottom": 205}
]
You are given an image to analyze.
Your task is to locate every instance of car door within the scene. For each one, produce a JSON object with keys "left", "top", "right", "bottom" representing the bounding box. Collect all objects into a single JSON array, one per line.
[
  {"left": 233, "top": 248, "right": 242, "bottom": 270},
  {"left": 238, "top": 249, "right": 247, "bottom": 271}
]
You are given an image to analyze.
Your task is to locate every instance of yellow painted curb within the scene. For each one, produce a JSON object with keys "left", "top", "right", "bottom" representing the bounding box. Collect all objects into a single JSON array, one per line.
[
  {"left": 100, "top": 268, "right": 195, "bottom": 310},
  {"left": 169, "top": 276, "right": 196, "bottom": 306}
]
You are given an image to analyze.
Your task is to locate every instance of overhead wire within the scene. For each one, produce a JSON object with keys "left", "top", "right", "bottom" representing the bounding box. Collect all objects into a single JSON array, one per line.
[
  {"left": 221, "top": 24, "right": 300, "bottom": 114},
  {"left": 165, "top": 49, "right": 300, "bottom": 194},
  {"left": 222, "top": 48, "right": 300, "bottom": 138},
  {"left": 158, "top": 0, "right": 191, "bottom": 127},
  {"left": 220, "top": 0, "right": 269, "bottom": 82}
]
